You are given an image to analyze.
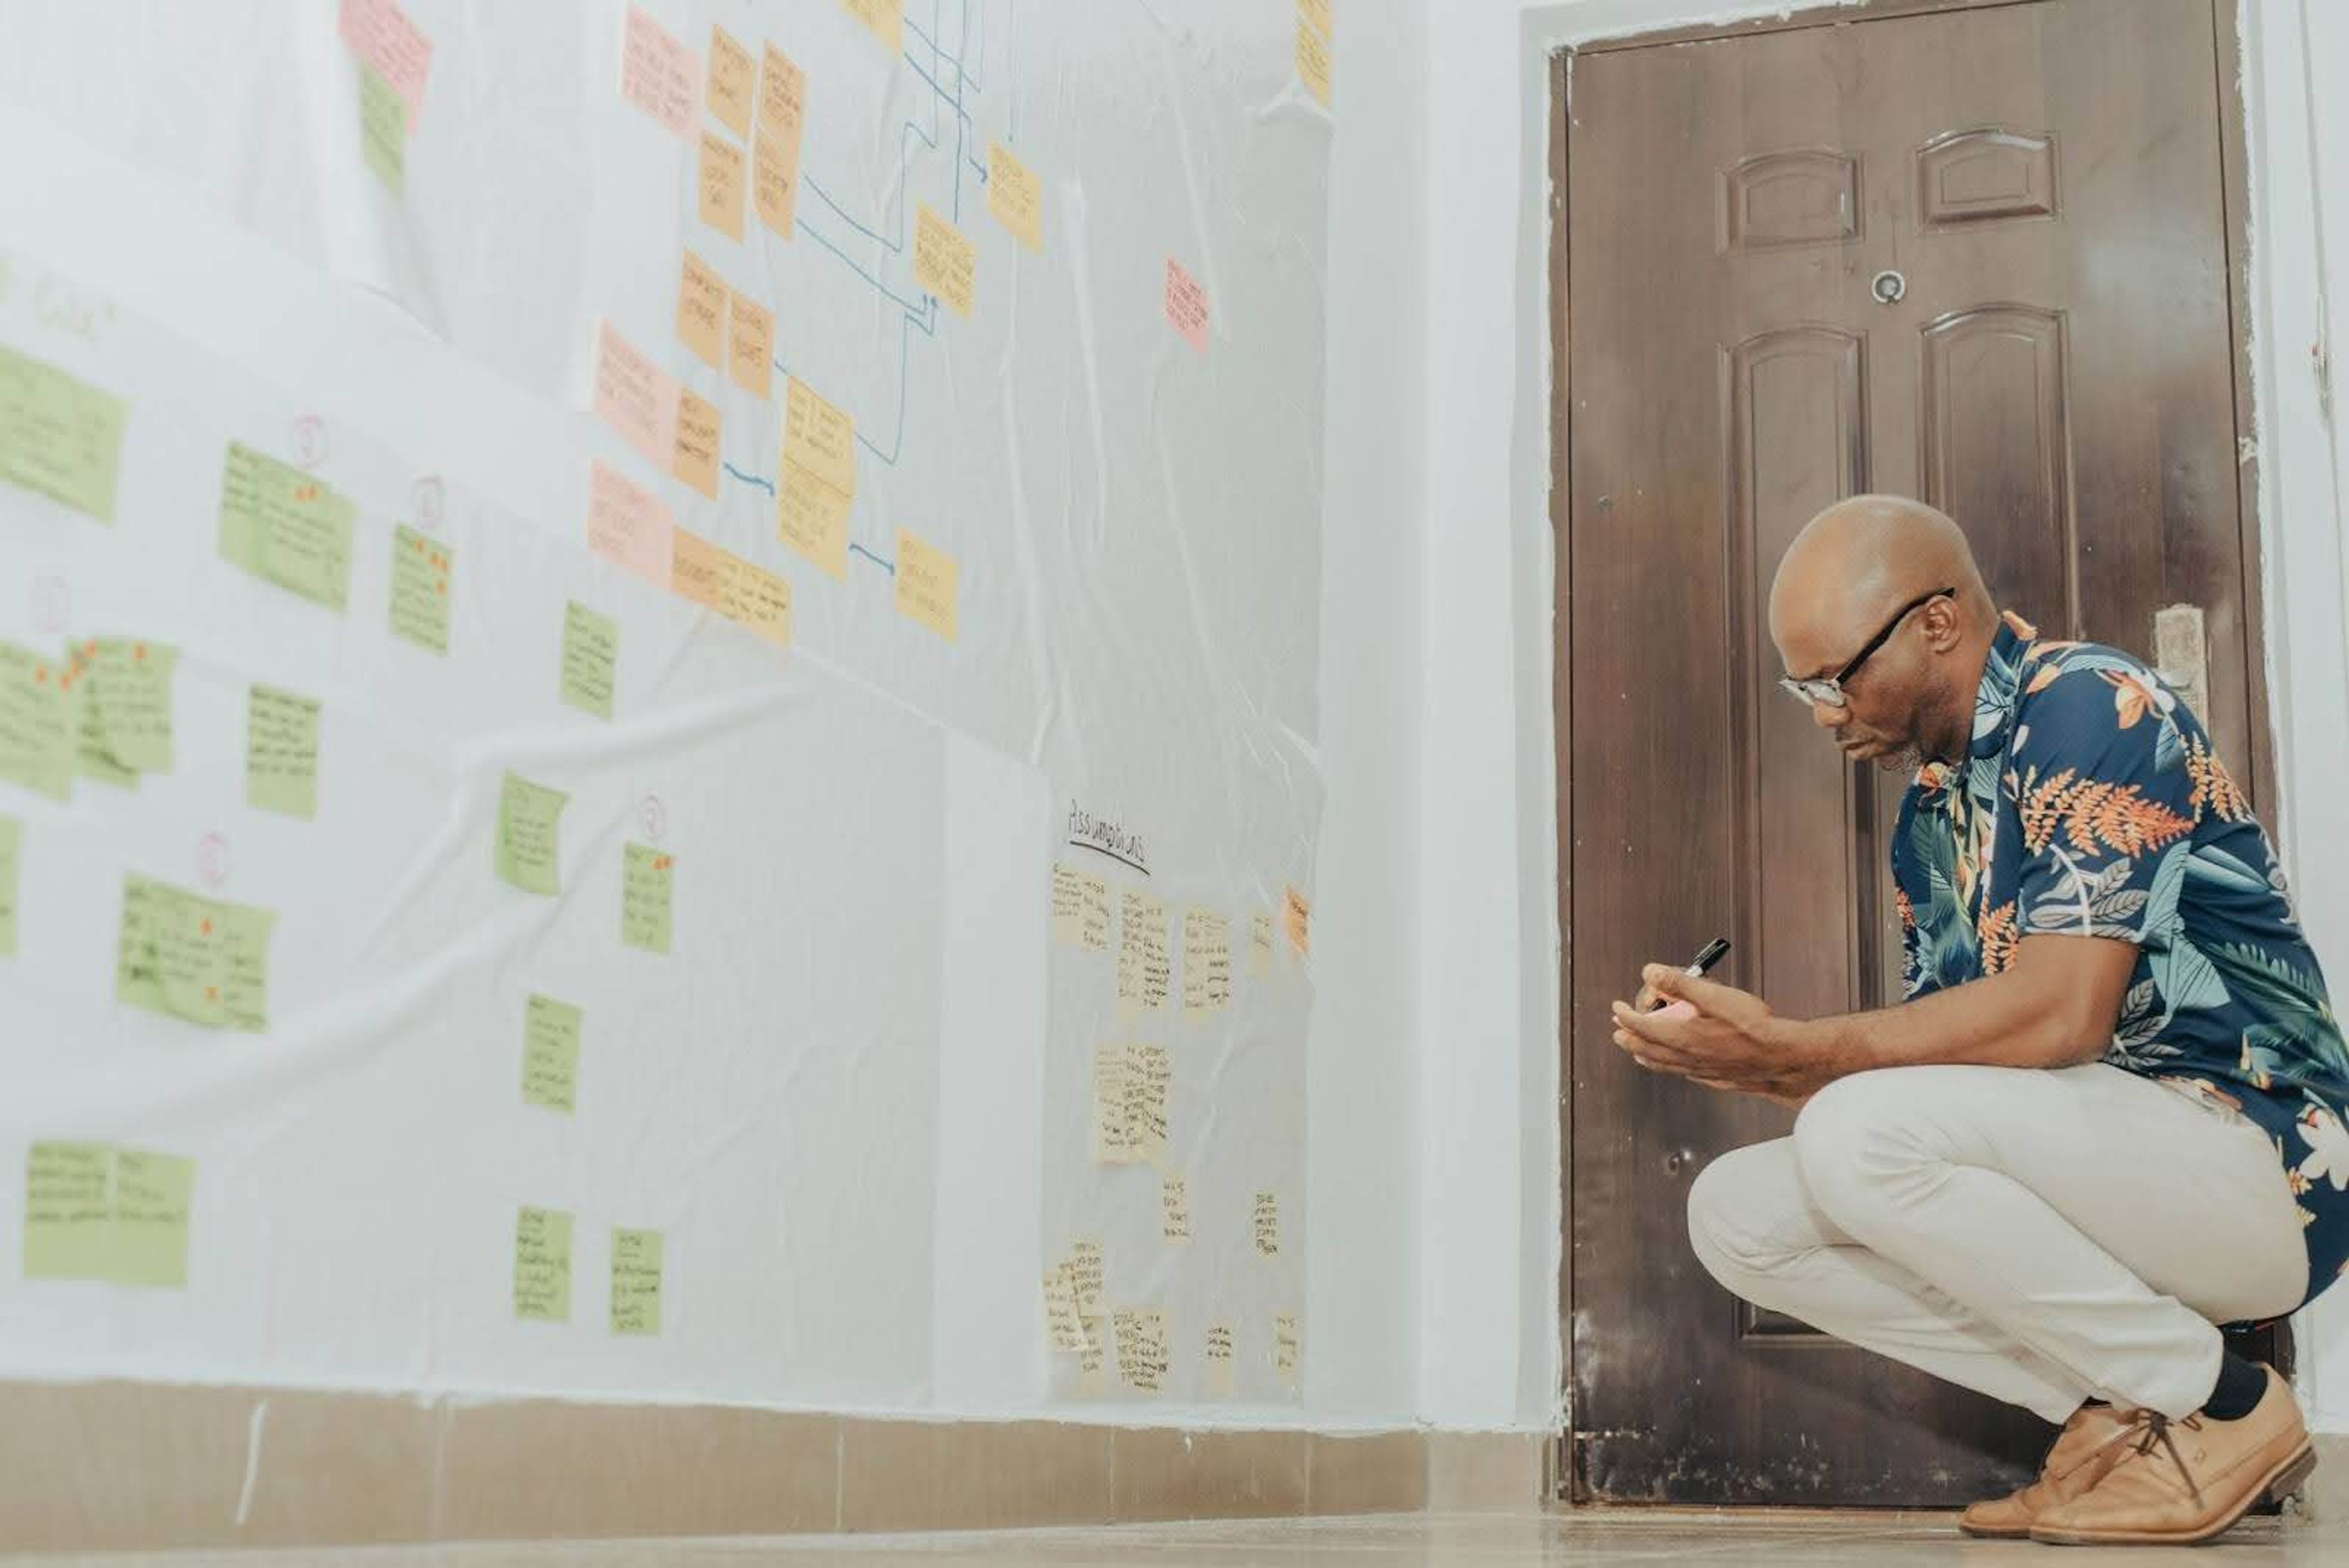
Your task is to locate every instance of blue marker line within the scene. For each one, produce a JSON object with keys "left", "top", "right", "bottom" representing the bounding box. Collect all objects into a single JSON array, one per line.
[
  {"left": 721, "top": 461, "right": 776, "bottom": 495},
  {"left": 850, "top": 542, "right": 898, "bottom": 574}
]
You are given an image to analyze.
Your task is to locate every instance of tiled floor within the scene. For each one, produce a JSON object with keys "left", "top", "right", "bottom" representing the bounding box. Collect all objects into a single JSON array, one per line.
[{"left": 13, "top": 1510, "right": 2346, "bottom": 1567}]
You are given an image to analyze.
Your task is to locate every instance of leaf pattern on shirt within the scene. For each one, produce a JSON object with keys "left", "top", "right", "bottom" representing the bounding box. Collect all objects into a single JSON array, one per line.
[
  {"left": 2017, "top": 767, "right": 2195, "bottom": 858},
  {"left": 1976, "top": 901, "right": 2019, "bottom": 975},
  {"left": 2186, "top": 734, "right": 2252, "bottom": 823}
]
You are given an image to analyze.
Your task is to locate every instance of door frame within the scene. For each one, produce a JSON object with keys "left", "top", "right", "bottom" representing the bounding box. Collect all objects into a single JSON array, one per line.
[{"left": 1546, "top": 0, "right": 2277, "bottom": 1504}]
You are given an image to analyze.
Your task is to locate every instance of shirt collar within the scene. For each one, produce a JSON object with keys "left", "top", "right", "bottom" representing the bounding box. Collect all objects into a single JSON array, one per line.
[{"left": 1969, "top": 611, "right": 2038, "bottom": 762}]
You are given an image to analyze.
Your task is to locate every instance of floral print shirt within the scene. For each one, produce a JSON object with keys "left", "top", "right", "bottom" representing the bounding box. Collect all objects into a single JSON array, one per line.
[{"left": 1891, "top": 613, "right": 2349, "bottom": 1309}]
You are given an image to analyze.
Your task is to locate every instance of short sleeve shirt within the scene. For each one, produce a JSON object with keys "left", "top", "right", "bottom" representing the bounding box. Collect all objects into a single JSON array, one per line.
[{"left": 1890, "top": 612, "right": 2349, "bottom": 1310}]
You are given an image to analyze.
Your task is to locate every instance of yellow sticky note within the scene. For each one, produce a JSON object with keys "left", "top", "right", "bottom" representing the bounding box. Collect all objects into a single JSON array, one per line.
[
  {"left": 669, "top": 527, "right": 726, "bottom": 613},
  {"left": 560, "top": 601, "right": 618, "bottom": 720},
  {"left": 1077, "top": 1313, "right": 1110, "bottom": 1394},
  {"left": 783, "top": 379, "right": 856, "bottom": 494},
  {"left": 622, "top": 842, "right": 674, "bottom": 954},
  {"left": 1090, "top": 1042, "right": 1131, "bottom": 1164},
  {"left": 913, "top": 204, "right": 976, "bottom": 319},
  {"left": 1182, "top": 908, "right": 1231, "bottom": 1017},
  {"left": 1254, "top": 1191, "right": 1280, "bottom": 1257},
  {"left": 115, "top": 875, "right": 274, "bottom": 1032},
  {"left": 706, "top": 25, "right": 754, "bottom": 141},
  {"left": 359, "top": 59, "right": 406, "bottom": 194},
  {"left": 610, "top": 1227, "right": 663, "bottom": 1335},
  {"left": 1043, "top": 1263, "right": 1085, "bottom": 1352},
  {"left": 218, "top": 444, "right": 357, "bottom": 611},
  {"left": 716, "top": 552, "right": 790, "bottom": 646},
  {"left": 0, "top": 343, "right": 128, "bottom": 524},
  {"left": 108, "top": 1148, "right": 193, "bottom": 1288},
  {"left": 1124, "top": 1043, "right": 1170, "bottom": 1165},
  {"left": 245, "top": 684, "right": 321, "bottom": 820},
  {"left": 752, "top": 46, "right": 805, "bottom": 236},
  {"left": 1113, "top": 1308, "right": 1168, "bottom": 1393},
  {"left": 778, "top": 463, "right": 850, "bottom": 579},
  {"left": 671, "top": 388, "right": 721, "bottom": 500},
  {"left": 23, "top": 1142, "right": 113, "bottom": 1280},
  {"left": 727, "top": 290, "right": 773, "bottom": 399},
  {"left": 0, "top": 815, "right": 18, "bottom": 956},
  {"left": 1296, "top": 18, "right": 1332, "bottom": 108},
  {"left": 496, "top": 771, "right": 569, "bottom": 896},
  {"left": 1050, "top": 866, "right": 1085, "bottom": 946},
  {"left": 514, "top": 1206, "right": 573, "bottom": 1322},
  {"left": 73, "top": 637, "right": 176, "bottom": 775},
  {"left": 389, "top": 524, "right": 453, "bottom": 654},
  {"left": 697, "top": 132, "right": 746, "bottom": 242},
  {"left": 987, "top": 143, "right": 1042, "bottom": 250},
  {"left": 1078, "top": 875, "right": 1111, "bottom": 951},
  {"left": 1274, "top": 1313, "right": 1301, "bottom": 1381},
  {"left": 1067, "top": 1238, "right": 1104, "bottom": 1320},
  {"left": 675, "top": 251, "right": 727, "bottom": 368},
  {"left": 841, "top": 0, "right": 902, "bottom": 53},
  {"left": 1299, "top": 0, "right": 1333, "bottom": 39},
  {"left": 894, "top": 529, "right": 957, "bottom": 639},
  {"left": 1206, "top": 1322, "right": 1236, "bottom": 1397},
  {"left": 1161, "top": 1175, "right": 1191, "bottom": 1245},
  {"left": 0, "top": 641, "right": 74, "bottom": 803},
  {"left": 521, "top": 992, "right": 581, "bottom": 1113},
  {"left": 1117, "top": 890, "right": 1170, "bottom": 1011}
]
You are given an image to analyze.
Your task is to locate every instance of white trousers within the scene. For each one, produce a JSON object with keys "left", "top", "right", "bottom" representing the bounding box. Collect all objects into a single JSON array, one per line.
[{"left": 1687, "top": 1063, "right": 2309, "bottom": 1424}]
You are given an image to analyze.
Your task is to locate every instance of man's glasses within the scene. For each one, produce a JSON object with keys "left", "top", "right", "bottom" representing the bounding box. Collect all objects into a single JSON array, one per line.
[{"left": 1778, "top": 587, "right": 1956, "bottom": 708}]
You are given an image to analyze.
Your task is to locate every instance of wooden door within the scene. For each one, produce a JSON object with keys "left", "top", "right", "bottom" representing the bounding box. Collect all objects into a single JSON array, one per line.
[{"left": 1563, "top": 0, "right": 2257, "bottom": 1505}]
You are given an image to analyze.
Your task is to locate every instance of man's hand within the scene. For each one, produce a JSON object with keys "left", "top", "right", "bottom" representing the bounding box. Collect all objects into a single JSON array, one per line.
[{"left": 1609, "top": 965, "right": 1840, "bottom": 1107}]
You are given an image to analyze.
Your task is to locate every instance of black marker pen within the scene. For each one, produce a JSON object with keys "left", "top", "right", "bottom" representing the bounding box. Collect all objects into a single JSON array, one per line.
[{"left": 1646, "top": 937, "right": 1730, "bottom": 1011}]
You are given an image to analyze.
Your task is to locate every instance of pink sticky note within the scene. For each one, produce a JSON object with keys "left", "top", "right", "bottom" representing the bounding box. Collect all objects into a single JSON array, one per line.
[
  {"left": 587, "top": 461, "right": 678, "bottom": 587},
  {"left": 621, "top": 7, "right": 700, "bottom": 137},
  {"left": 1165, "top": 259, "right": 1209, "bottom": 353},
  {"left": 339, "top": 0, "right": 432, "bottom": 125},
  {"left": 593, "top": 322, "right": 681, "bottom": 471}
]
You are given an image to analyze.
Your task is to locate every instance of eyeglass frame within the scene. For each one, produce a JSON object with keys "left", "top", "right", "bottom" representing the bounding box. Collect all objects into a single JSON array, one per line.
[{"left": 1777, "top": 587, "right": 1956, "bottom": 708}]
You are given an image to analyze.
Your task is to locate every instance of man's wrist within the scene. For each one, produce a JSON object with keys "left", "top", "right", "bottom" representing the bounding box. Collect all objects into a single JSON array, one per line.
[{"left": 1768, "top": 1013, "right": 1850, "bottom": 1079}]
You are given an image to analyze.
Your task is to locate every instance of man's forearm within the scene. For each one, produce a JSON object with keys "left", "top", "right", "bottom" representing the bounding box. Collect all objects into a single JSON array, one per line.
[{"left": 1776, "top": 966, "right": 2109, "bottom": 1079}]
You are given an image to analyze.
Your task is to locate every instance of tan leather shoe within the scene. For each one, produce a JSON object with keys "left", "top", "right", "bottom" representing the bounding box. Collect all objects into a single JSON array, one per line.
[
  {"left": 2029, "top": 1368, "right": 2317, "bottom": 1546},
  {"left": 1957, "top": 1402, "right": 2134, "bottom": 1539}
]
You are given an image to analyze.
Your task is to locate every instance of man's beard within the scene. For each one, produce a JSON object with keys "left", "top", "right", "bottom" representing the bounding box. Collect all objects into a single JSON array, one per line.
[{"left": 1874, "top": 743, "right": 1924, "bottom": 775}]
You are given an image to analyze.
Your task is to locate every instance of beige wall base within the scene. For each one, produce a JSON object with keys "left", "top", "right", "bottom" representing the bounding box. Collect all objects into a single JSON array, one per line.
[{"left": 0, "top": 1381, "right": 1523, "bottom": 1553}]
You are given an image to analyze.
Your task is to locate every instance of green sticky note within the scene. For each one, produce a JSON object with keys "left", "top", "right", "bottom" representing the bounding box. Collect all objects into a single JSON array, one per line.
[
  {"left": 0, "top": 816, "right": 19, "bottom": 956},
  {"left": 390, "top": 525, "right": 453, "bottom": 653},
  {"left": 514, "top": 1206, "right": 574, "bottom": 1322},
  {"left": 116, "top": 875, "right": 275, "bottom": 1031},
  {"left": 359, "top": 61, "right": 406, "bottom": 196},
  {"left": 560, "top": 601, "right": 618, "bottom": 719},
  {"left": 218, "top": 442, "right": 356, "bottom": 610},
  {"left": 107, "top": 1148, "right": 193, "bottom": 1289},
  {"left": 622, "top": 843, "right": 674, "bottom": 954},
  {"left": 0, "top": 639, "right": 73, "bottom": 802},
  {"left": 0, "top": 343, "right": 127, "bottom": 524},
  {"left": 496, "top": 772, "right": 568, "bottom": 896},
  {"left": 521, "top": 993, "right": 581, "bottom": 1113},
  {"left": 67, "top": 644, "right": 137, "bottom": 790},
  {"left": 610, "top": 1227, "right": 664, "bottom": 1336},
  {"left": 23, "top": 1142, "right": 113, "bottom": 1280},
  {"left": 73, "top": 637, "right": 177, "bottom": 774},
  {"left": 246, "top": 684, "right": 321, "bottom": 819}
]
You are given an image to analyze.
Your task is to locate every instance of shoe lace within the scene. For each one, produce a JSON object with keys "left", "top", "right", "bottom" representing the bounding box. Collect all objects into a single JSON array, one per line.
[{"left": 2113, "top": 1409, "right": 2207, "bottom": 1508}]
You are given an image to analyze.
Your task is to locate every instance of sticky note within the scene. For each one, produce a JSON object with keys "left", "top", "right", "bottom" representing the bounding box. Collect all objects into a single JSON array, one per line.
[
  {"left": 1116, "top": 890, "right": 1170, "bottom": 1011},
  {"left": 1295, "top": 17, "right": 1332, "bottom": 108},
  {"left": 560, "top": 601, "right": 618, "bottom": 720},
  {"left": 389, "top": 524, "right": 453, "bottom": 653},
  {"left": 109, "top": 1148, "right": 194, "bottom": 1288},
  {"left": 1299, "top": 0, "right": 1333, "bottom": 39},
  {"left": 513, "top": 1206, "right": 573, "bottom": 1322},
  {"left": 913, "top": 204, "right": 976, "bottom": 319},
  {"left": 1050, "top": 866, "right": 1084, "bottom": 945},
  {"left": 697, "top": 132, "right": 746, "bottom": 242},
  {"left": 894, "top": 529, "right": 957, "bottom": 639},
  {"left": 622, "top": 842, "right": 674, "bottom": 954},
  {"left": 1165, "top": 260, "right": 1209, "bottom": 353},
  {"left": 670, "top": 530, "right": 789, "bottom": 647},
  {"left": 1114, "top": 1308, "right": 1168, "bottom": 1393},
  {"left": 338, "top": 0, "right": 431, "bottom": 126},
  {"left": 1274, "top": 1313, "right": 1301, "bottom": 1381},
  {"left": 1249, "top": 914, "right": 1275, "bottom": 976},
  {"left": 71, "top": 639, "right": 176, "bottom": 775},
  {"left": 592, "top": 323, "right": 680, "bottom": 472},
  {"left": 620, "top": 7, "right": 698, "bottom": 136},
  {"left": 1254, "top": 1191, "right": 1280, "bottom": 1257},
  {"left": 706, "top": 25, "right": 754, "bottom": 140},
  {"left": 675, "top": 251, "right": 727, "bottom": 368},
  {"left": 521, "top": 992, "right": 581, "bottom": 1113},
  {"left": 752, "top": 46, "right": 806, "bottom": 239},
  {"left": 246, "top": 684, "right": 320, "bottom": 820},
  {"left": 1043, "top": 1265, "right": 1085, "bottom": 1352},
  {"left": 754, "top": 131, "right": 802, "bottom": 240},
  {"left": 778, "top": 464, "right": 851, "bottom": 579},
  {"left": 841, "top": 0, "right": 903, "bottom": 53},
  {"left": 116, "top": 875, "right": 274, "bottom": 1032},
  {"left": 1067, "top": 1239, "right": 1104, "bottom": 1320},
  {"left": 0, "top": 641, "right": 73, "bottom": 801},
  {"left": 0, "top": 343, "right": 127, "bottom": 524},
  {"left": 67, "top": 645, "right": 136, "bottom": 792},
  {"left": 727, "top": 290, "right": 773, "bottom": 399},
  {"left": 359, "top": 60, "right": 406, "bottom": 195},
  {"left": 783, "top": 378, "right": 856, "bottom": 494},
  {"left": 670, "top": 388, "right": 721, "bottom": 500},
  {"left": 0, "top": 816, "right": 17, "bottom": 955},
  {"left": 611, "top": 1228, "right": 664, "bottom": 1335},
  {"left": 1206, "top": 1323, "right": 1236, "bottom": 1397},
  {"left": 1125, "top": 1044, "right": 1170, "bottom": 1164},
  {"left": 1182, "top": 908, "right": 1231, "bottom": 1017},
  {"left": 1080, "top": 875, "right": 1111, "bottom": 950},
  {"left": 757, "top": 44, "right": 806, "bottom": 142},
  {"left": 1077, "top": 1315, "right": 1109, "bottom": 1394},
  {"left": 1090, "top": 1044, "right": 1130, "bottom": 1164},
  {"left": 987, "top": 143, "right": 1042, "bottom": 250},
  {"left": 1283, "top": 885, "right": 1311, "bottom": 956},
  {"left": 496, "top": 772, "right": 569, "bottom": 896},
  {"left": 218, "top": 443, "right": 356, "bottom": 611},
  {"left": 586, "top": 462, "right": 674, "bottom": 588},
  {"left": 669, "top": 527, "right": 726, "bottom": 613},
  {"left": 23, "top": 1142, "right": 113, "bottom": 1280},
  {"left": 1161, "top": 1175, "right": 1191, "bottom": 1245}
]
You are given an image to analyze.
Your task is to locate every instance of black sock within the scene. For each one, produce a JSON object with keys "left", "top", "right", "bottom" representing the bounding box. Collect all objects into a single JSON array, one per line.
[{"left": 2203, "top": 1352, "right": 2267, "bottom": 1421}]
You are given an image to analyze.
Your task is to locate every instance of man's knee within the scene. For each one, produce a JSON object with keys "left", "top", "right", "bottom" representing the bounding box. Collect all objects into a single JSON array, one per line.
[
  {"left": 1792, "top": 1067, "right": 1940, "bottom": 1232},
  {"left": 1686, "top": 1140, "right": 1797, "bottom": 1290}
]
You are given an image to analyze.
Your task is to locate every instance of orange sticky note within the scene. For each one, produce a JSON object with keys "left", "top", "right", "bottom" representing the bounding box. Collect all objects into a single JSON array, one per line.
[
  {"left": 782, "top": 379, "right": 855, "bottom": 496},
  {"left": 913, "top": 204, "right": 976, "bottom": 319},
  {"left": 841, "top": 0, "right": 903, "bottom": 53},
  {"left": 1283, "top": 886, "right": 1311, "bottom": 956},
  {"left": 586, "top": 461, "right": 675, "bottom": 587},
  {"left": 754, "top": 130, "right": 801, "bottom": 240},
  {"left": 670, "top": 527, "right": 726, "bottom": 612},
  {"left": 987, "top": 143, "right": 1042, "bottom": 251},
  {"left": 1165, "top": 260, "right": 1209, "bottom": 352},
  {"left": 675, "top": 251, "right": 726, "bottom": 369},
  {"left": 778, "top": 464, "right": 850, "bottom": 580},
  {"left": 753, "top": 46, "right": 806, "bottom": 240},
  {"left": 620, "top": 6, "right": 698, "bottom": 136},
  {"left": 697, "top": 133, "right": 746, "bottom": 242},
  {"left": 592, "top": 322, "right": 680, "bottom": 470},
  {"left": 706, "top": 25, "right": 754, "bottom": 141},
  {"left": 727, "top": 291, "right": 773, "bottom": 400},
  {"left": 757, "top": 44, "right": 805, "bottom": 141},
  {"left": 894, "top": 529, "right": 957, "bottom": 640},
  {"left": 670, "top": 390, "right": 721, "bottom": 500}
]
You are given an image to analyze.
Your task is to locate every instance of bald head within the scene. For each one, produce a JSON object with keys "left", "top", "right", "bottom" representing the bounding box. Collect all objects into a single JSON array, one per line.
[{"left": 1769, "top": 495, "right": 1990, "bottom": 676}]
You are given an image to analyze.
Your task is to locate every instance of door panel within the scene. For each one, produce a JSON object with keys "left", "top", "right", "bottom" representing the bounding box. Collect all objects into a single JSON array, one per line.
[{"left": 1565, "top": 0, "right": 2247, "bottom": 1505}]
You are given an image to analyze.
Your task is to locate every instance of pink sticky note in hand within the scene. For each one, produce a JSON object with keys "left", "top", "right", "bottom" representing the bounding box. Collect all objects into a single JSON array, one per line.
[
  {"left": 1650, "top": 1000, "right": 1699, "bottom": 1024},
  {"left": 1165, "top": 259, "right": 1209, "bottom": 353},
  {"left": 621, "top": 7, "right": 700, "bottom": 137}
]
